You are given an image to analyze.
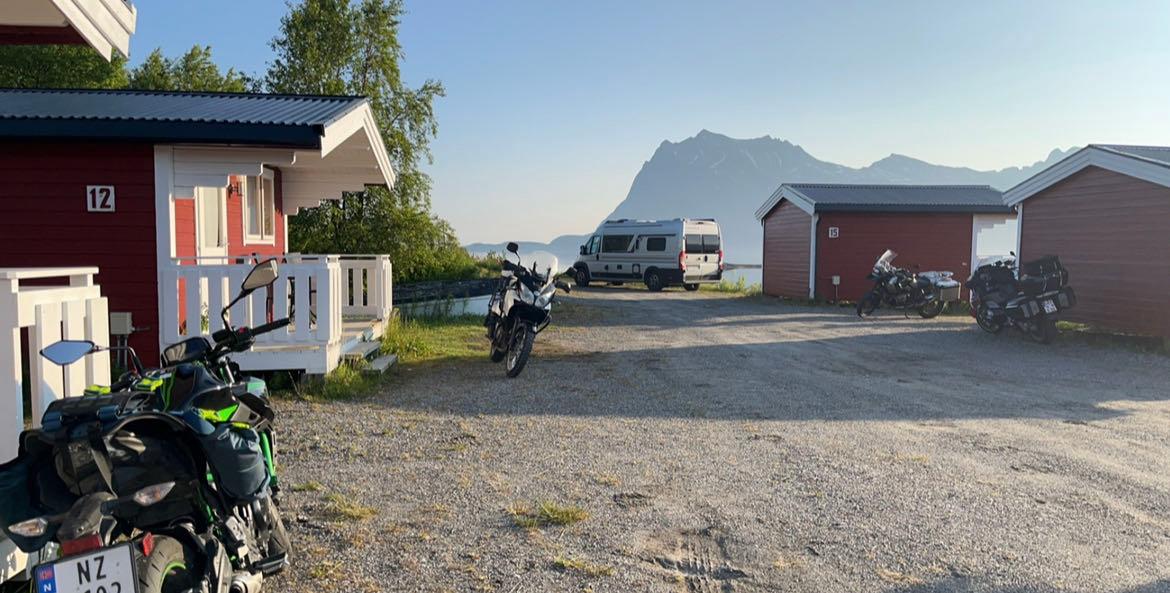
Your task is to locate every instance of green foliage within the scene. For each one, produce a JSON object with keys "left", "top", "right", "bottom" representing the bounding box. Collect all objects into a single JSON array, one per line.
[
  {"left": 703, "top": 276, "right": 763, "bottom": 296},
  {"left": 127, "top": 46, "right": 253, "bottom": 92},
  {"left": 0, "top": 45, "right": 127, "bottom": 88},
  {"left": 268, "top": 0, "right": 471, "bottom": 283}
]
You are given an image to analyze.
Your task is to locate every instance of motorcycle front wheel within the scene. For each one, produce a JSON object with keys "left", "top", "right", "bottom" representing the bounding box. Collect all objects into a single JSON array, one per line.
[
  {"left": 918, "top": 299, "right": 945, "bottom": 319},
  {"left": 1025, "top": 315, "right": 1058, "bottom": 344},
  {"left": 856, "top": 291, "right": 880, "bottom": 318},
  {"left": 975, "top": 304, "right": 1004, "bottom": 334},
  {"left": 505, "top": 322, "right": 535, "bottom": 378}
]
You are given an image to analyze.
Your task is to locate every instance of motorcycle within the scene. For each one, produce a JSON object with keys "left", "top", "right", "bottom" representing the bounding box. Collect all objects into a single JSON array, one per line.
[
  {"left": 1, "top": 259, "right": 292, "bottom": 593},
  {"left": 965, "top": 253, "right": 1076, "bottom": 344},
  {"left": 484, "top": 242, "right": 570, "bottom": 378},
  {"left": 856, "top": 249, "right": 961, "bottom": 319}
]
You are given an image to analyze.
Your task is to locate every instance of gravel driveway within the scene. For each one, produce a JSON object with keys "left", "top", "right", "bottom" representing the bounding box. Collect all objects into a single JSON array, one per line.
[{"left": 273, "top": 288, "right": 1170, "bottom": 593}]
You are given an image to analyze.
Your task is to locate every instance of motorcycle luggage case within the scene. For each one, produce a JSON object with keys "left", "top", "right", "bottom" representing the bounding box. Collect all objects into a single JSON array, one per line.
[
  {"left": 934, "top": 278, "right": 961, "bottom": 302},
  {"left": 1020, "top": 255, "right": 1069, "bottom": 295}
]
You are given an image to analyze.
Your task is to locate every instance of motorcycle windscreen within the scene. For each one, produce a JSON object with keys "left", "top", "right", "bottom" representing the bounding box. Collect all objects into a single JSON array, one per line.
[
  {"left": 875, "top": 249, "right": 897, "bottom": 268},
  {"left": 522, "top": 251, "right": 559, "bottom": 283}
]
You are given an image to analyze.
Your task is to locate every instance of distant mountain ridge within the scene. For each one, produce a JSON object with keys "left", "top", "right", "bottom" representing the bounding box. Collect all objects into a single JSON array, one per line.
[{"left": 467, "top": 130, "right": 1074, "bottom": 266}]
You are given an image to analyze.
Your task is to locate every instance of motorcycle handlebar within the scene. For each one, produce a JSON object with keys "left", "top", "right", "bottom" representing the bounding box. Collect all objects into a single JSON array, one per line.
[{"left": 253, "top": 317, "right": 291, "bottom": 336}]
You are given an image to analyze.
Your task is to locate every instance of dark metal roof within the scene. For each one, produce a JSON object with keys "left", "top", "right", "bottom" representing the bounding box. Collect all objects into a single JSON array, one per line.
[
  {"left": 787, "top": 183, "right": 1009, "bottom": 213},
  {"left": 1093, "top": 144, "right": 1170, "bottom": 168},
  {"left": 0, "top": 88, "right": 369, "bottom": 148}
]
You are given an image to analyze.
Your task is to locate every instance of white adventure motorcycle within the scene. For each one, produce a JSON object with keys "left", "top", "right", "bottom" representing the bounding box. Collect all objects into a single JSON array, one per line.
[{"left": 484, "top": 243, "right": 570, "bottom": 377}]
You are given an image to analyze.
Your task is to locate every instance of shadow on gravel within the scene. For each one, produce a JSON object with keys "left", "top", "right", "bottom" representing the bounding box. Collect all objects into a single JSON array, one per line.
[
  {"left": 885, "top": 579, "right": 1170, "bottom": 593},
  {"left": 374, "top": 323, "right": 1170, "bottom": 424}
]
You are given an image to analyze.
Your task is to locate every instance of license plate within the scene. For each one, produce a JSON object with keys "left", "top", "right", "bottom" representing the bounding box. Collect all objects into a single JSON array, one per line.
[
  {"left": 36, "top": 544, "right": 136, "bottom": 593},
  {"left": 1043, "top": 299, "right": 1057, "bottom": 314}
]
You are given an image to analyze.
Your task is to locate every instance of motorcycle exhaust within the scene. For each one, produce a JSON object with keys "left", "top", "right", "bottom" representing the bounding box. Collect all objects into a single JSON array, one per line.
[{"left": 229, "top": 572, "right": 264, "bottom": 593}]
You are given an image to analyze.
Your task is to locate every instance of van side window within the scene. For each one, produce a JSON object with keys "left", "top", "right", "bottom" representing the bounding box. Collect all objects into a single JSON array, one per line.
[
  {"left": 586, "top": 236, "right": 601, "bottom": 255},
  {"left": 684, "top": 234, "right": 703, "bottom": 253},
  {"left": 702, "top": 234, "right": 721, "bottom": 254},
  {"left": 646, "top": 237, "right": 667, "bottom": 252},
  {"left": 602, "top": 235, "right": 633, "bottom": 253}
]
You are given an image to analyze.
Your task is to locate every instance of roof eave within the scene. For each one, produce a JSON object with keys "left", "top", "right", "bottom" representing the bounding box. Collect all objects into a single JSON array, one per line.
[
  {"left": 0, "top": 119, "right": 324, "bottom": 148},
  {"left": 1004, "top": 145, "right": 1170, "bottom": 206},
  {"left": 814, "top": 204, "right": 1014, "bottom": 214}
]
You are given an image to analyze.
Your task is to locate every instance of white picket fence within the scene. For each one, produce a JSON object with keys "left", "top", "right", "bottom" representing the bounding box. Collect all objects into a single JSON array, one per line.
[
  {"left": 161, "top": 255, "right": 392, "bottom": 374},
  {"left": 0, "top": 267, "right": 111, "bottom": 582}
]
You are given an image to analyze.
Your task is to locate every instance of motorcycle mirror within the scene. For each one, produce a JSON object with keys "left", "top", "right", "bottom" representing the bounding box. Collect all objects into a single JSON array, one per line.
[
  {"left": 1010, "top": 251, "right": 1016, "bottom": 257},
  {"left": 241, "top": 258, "right": 279, "bottom": 292},
  {"left": 40, "top": 340, "right": 99, "bottom": 366},
  {"left": 506, "top": 242, "right": 520, "bottom": 255}
]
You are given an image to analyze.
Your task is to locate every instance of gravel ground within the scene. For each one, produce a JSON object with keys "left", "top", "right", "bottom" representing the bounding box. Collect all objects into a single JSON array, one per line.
[{"left": 271, "top": 288, "right": 1170, "bottom": 593}]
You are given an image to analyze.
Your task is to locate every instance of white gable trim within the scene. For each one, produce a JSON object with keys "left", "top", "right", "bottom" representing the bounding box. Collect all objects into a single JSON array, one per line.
[
  {"left": 755, "top": 185, "right": 817, "bottom": 220},
  {"left": 319, "top": 103, "right": 395, "bottom": 188},
  {"left": 1004, "top": 146, "right": 1170, "bottom": 206}
]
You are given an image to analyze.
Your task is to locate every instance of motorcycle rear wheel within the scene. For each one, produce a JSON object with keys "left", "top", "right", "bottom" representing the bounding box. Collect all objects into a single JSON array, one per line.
[
  {"left": 918, "top": 299, "right": 945, "bottom": 319},
  {"left": 1026, "top": 316, "right": 1058, "bottom": 344},
  {"left": 137, "top": 535, "right": 199, "bottom": 593},
  {"left": 505, "top": 322, "right": 535, "bottom": 378},
  {"left": 856, "top": 291, "right": 880, "bottom": 317}
]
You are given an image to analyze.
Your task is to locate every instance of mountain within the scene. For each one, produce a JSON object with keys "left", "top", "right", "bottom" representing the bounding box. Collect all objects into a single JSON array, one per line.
[
  {"left": 464, "top": 234, "right": 588, "bottom": 262},
  {"left": 465, "top": 131, "right": 1073, "bottom": 266},
  {"left": 606, "top": 130, "right": 1072, "bottom": 265}
]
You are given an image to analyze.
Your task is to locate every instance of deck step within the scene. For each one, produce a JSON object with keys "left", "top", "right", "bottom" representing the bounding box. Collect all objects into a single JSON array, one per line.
[
  {"left": 342, "top": 340, "right": 381, "bottom": 362},
  {"left": 363, "top": 354, "right": 398, "bottom": 375}
]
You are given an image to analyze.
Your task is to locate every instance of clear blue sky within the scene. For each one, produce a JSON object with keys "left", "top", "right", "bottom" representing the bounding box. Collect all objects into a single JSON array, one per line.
[{"left": 132, "top": 1, "right": 1170, "bottom": 243}]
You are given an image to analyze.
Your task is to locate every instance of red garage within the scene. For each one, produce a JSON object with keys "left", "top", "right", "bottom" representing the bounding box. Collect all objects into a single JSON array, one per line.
[
  {"left": 1005, "top": 144, "right": 1170, "bottom": 337},
  {"left": 754, "top": 184, "right": 1015, "bottom": 302}
]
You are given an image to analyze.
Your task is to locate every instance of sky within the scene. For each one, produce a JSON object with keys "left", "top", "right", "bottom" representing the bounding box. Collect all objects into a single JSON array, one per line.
[{"left": 131, "top": 1, "right": 1170, "bottom": 244}]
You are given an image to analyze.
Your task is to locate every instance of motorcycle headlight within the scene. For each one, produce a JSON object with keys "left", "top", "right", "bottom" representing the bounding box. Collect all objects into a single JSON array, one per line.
[
  {"left": 519, "top": 283, "right": 535, "bottom": 304},
  {"left": 536, "top": 284, "right": 556, "bottom": 307}
]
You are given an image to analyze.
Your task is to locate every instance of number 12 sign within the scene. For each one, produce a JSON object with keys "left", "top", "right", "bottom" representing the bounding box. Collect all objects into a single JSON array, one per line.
[{"left": 87, "top": 185, "right": 115, "bottom": 212}]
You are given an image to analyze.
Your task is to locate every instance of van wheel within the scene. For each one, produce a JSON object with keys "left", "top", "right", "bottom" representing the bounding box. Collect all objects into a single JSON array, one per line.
[
  {"left": 684, "top": 283, "right": 699, "bottom": 292},
  {"left": 644, "top": 270, "right": 664, "bottom": 292},
  {"left": 574, "top": 267, "right": 590, "bottom": 288}
]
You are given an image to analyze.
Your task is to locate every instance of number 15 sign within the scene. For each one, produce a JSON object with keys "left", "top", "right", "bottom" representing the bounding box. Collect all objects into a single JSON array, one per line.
[{"left": 87, "top": 185, "right": 115, "bottom": 212}]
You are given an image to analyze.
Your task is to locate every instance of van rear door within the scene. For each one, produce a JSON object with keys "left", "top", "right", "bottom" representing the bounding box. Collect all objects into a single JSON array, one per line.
[{"left": 683, "top": 231, "right": 721, "bottom": 281}]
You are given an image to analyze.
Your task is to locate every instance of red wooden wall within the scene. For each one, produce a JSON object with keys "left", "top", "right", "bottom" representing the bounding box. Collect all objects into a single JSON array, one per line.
[
  {"left": 1020, "top": 166, "right": 1170, "bottom": 336},
  {"left": 761, "top": 200, "right": 812, "bottom": 299},
  {"left": 0, "top": 141, "right": 161, "bottom": 363},
  {"left": 815, "top": 212, "right": 974, "bottom": 302}
]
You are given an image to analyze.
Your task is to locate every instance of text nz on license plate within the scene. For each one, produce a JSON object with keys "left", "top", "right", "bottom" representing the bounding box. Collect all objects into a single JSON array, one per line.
[
  {"left": 35, "top": 544, "right": 135, "bottom": 593},
  {"left": 1043, "top": 299, "right": 1058, "bottom": 314}
]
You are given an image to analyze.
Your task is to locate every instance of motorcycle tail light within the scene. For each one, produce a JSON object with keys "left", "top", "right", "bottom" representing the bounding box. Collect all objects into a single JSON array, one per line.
[
  {"left": 60, "top": 534, "right": 104, "bottom": 557},
  {"left": 7, "top": 517, "right": 47, "bottom": 538},
  {"left": 140, "top": 532, "right": 155, "bottom": 557}
]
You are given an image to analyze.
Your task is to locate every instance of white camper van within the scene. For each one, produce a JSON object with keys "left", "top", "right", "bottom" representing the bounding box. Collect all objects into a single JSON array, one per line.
[{"left": 572, "top": 219, "right": 724, "bottom": 292}]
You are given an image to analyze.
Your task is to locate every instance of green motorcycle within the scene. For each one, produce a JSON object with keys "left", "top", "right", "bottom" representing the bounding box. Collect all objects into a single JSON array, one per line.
[{"left": 1, "top": 259, "right": 291, "bottom": 593}]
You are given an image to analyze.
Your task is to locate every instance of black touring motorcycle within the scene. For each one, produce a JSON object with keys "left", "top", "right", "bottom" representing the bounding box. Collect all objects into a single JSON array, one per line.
[
  {"left": 856, "top": 250, "right": 962, "bottom": 318},
  {"left": 1, "top": 259, "right": 292, "bottom": 593},
  {"left": 965, "top": 254, "right": 1076, "bottom": 344}
]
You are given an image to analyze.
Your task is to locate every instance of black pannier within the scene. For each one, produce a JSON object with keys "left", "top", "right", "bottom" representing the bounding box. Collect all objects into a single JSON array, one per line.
[
  {"left": 1019, "top": 255, "right": 1069, "bottom": 295},
  {"left": 199, "top": 424, "right": 269, "bottom": 502}
]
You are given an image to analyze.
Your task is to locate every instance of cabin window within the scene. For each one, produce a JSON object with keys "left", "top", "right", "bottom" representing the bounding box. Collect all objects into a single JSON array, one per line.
[
  {"left": 645, "top": 237, "right": 667, "bottom": 252},
  {"left": 242, "top": 172, "right": 276, "bottom": 244},
  {"left": 701, "top": 234, "right": 721, "bottom": 254},
  {"left": 602, "top": 234, "right": 633, "bottom": 253}
]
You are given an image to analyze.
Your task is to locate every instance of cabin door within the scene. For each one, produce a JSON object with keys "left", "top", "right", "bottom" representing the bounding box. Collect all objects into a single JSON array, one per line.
[{"left": 195, "top": 186, "right": 229, "bottom": 263}]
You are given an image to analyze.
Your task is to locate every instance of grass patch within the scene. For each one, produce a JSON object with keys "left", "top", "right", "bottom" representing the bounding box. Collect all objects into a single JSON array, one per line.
[
  {"left": 552, "top": 554, "right": 614, "bottom": 577},
  {"left": 308, "top": 560, "right": 342, "bottom": 580},
  {"left": 297, "top": 363, "right": 381, "bottom": 401},
  {"left": 324, "top": 493, "right": 378, "bottom": 521},
  {"left": 291, "top": 481, "right": 324, "bottom": 492},
  {"left": 700, "top": 276, "right": 762, "bottom": 296},
  {"left": 507, "top": 501, "right": 589, "bottom": 529},
  {"left": 381, "top": 313, "right": 485, "bottom": 363}
]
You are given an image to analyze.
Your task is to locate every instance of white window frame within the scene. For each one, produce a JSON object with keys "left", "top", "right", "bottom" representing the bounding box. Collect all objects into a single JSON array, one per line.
[{"left": 241, "top": 170, "right": 277, "bottom": 245}]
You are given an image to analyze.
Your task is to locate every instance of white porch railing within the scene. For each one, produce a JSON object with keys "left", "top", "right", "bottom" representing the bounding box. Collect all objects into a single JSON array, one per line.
[
  {"left": 161, "top": 255, "right": 392, "bottom": 374},
  {"left": 0, "top": 267, "right": 110, "bottom": 582}
]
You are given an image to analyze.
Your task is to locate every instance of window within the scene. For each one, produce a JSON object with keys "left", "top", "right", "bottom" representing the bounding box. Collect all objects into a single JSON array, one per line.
[
  {"left": 684, "top": 234, "right": 703, "bottom": 253},
  {"left": 602, "top": 234, "right": 633, "bottom": 253},
  {"left": 242, "top": 173, "right": 276, "bottom": 244},
  {"left": 645, "top": 237, "right": 667, "bottom": 252},
  {"left": 702, "top": 234, "right": 721, "bottom": 254},
  {"left": 586, "top": 236, "right": 601, "bottom": 255}
]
